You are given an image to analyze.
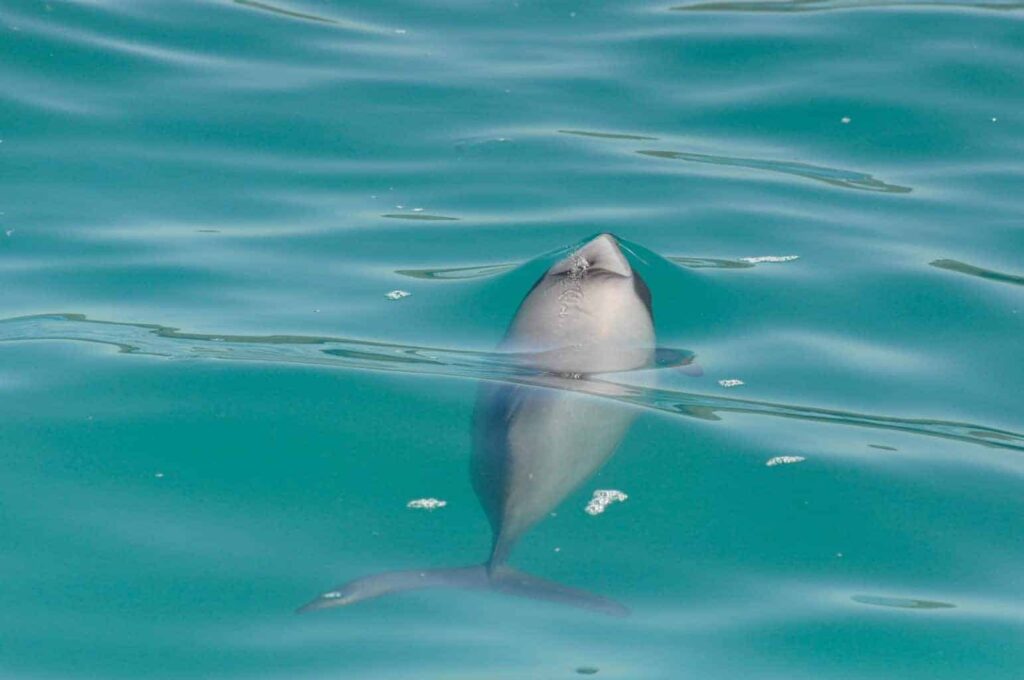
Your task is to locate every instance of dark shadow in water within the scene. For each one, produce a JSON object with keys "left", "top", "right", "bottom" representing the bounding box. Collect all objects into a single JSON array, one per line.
[
  {"left": 672, "top": 0, "right": 1024, "bottom": 11},
  {"left": 556, "top": 125, "right": 909, "bottom": 193},
  {"left": 2, "top": 313, "right": 1022, "bottom": 454},
  {"left": 382, "top": 213, "right": 460, "bottom": 221},
  {"left": 396, "top": 257, "right": 763, "bottom": 280},
  {"left": 637, "top": 150, "right": 912, "bottom": 193},
  {"left": 233, "top": 0, "right": 337, "bottom": 24},
  {"left": 667, "top": 257, "right": 756, "bottom": 270},
  {"left": 930, "top": 259, "right": 1024, "bottom": 287},
  {"left": 559, "top": 129, "right": 660, "bottom": 141},
  {"left": 396, "top": 263, "right": 518, "bottom": 280},
  {"left": 852, "top": 595, "right": 956, "bottom": 609}
]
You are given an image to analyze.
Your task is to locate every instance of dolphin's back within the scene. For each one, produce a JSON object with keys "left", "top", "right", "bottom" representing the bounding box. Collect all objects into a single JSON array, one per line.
[
  {"left": 472, "top": 237, "right": 655, "bottom": 565},
  {"left": 472, "top": 379, "right": 639, "bottom": 566},
  {"left": 502, "top": 270, "right": 655, "bottom": 375}
]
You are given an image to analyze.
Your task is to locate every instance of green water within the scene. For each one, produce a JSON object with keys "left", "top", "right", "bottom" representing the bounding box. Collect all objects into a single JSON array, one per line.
[{"left": 2, "top": 1, "right": 1023, "bottom": 678}]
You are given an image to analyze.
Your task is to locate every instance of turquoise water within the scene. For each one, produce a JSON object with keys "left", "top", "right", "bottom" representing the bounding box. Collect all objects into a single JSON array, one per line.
[{"left": 2, "top": 0, "right": 1024, "bottom": 677}]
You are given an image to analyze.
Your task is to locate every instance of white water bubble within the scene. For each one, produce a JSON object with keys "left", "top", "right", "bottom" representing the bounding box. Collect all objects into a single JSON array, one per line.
[
  {"left": 406, "top": 498, "right": 447, "bottom": 510},
  {"left": 765, "top": 456, "right": 806, "bottom": 467},
  {"left": 385, "top": 290, "right": 410, "bottom": 301},
  {"left": 739, "top": 255, "right": 799, "bottom": 264},
  {"left": 718, "top": 379, "right": 744, "bottom": 388},
  {"left": 585, "top": 489, "right": 628, "bottom": 515}
]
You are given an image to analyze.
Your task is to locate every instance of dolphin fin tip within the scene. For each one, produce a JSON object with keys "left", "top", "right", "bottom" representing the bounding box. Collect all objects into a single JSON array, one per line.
[
  {"left": 294, "top": 596, "right": 336, "bottom": 615},
  {"left": 296, "top": 565, "right": 628, "bottom": 617}
]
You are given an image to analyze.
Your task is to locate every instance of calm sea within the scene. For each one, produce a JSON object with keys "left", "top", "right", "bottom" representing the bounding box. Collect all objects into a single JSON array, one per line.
[{"left": 1, "top": 1, "right": 1022, "bottom": 678}]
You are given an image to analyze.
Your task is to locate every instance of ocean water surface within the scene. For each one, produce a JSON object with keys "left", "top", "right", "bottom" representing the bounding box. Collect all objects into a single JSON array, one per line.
[{"left": 1, "top": 0, "right": 1023, "bottom": 678}]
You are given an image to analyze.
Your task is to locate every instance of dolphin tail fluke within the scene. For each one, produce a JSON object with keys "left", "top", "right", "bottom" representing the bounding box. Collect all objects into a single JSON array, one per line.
[
  {"left": 296, "top": 565, "right": 489, "bottom": 613},
  {"left": 296, "top": 564, "right": 629, "bottom": 617},
  {"left": 488, "top": 565, "right": 630, "bottom": 617}
]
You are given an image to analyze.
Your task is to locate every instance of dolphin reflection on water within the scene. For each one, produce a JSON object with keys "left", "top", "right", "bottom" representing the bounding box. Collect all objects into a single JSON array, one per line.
[{"left": 299, "top": 234, "right": 659, "bottom": 616}]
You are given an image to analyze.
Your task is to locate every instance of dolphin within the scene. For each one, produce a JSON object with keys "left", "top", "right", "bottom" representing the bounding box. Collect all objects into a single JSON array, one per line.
[{"left": 299, "top": 233, "right": 655, "bottom": 616}]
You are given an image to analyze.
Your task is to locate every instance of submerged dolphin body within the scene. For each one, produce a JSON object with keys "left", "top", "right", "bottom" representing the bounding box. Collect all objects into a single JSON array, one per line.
[{"left": 299, "top": 234, "right": 655, "bottom": 616}]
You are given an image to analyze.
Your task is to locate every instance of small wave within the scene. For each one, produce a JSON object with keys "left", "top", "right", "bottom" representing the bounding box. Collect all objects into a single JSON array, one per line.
[
  {"left": 637, "top": 150, "right": 911, "bottom": 193},
  {"left": 234, "top": 0, "right": 336, "bottom": 24},
  {"left": 851, "top": 595, "right": 956, "bottom": 609},
  {"left": 666, "top": 257, "right": 756, "bottom": 270},
  {"left": 930, "top": 259, "right": 1024, "bottom": 287},
  {"left": 739, "top": 255, "right": 799, "bottom": 264},
  {"left": 554, "top": 124, "right": 909, "bottom": 194},
  {"left": 396, "top": 257, "right": 786, "bottom": 280},
  {"left": 382, "top": 213, "right": 460, "bottom": 221},
  {"left": 1, "top": 314, "right": 1021, "bottom": 456},
  {"left": 559, "top": 129, "right": 660, "bottom": 141},
  {"left": 395, "top": 264, "right": 518, "bottom": 280},
  {"left": 231, "top": 0, "right": 392, "bottom": 33},
  {"left": 671, "top": 0, "right": 1024, "bottom": 12}
]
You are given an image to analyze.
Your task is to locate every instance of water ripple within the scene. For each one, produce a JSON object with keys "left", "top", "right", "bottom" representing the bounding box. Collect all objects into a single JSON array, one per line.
[
  {"left": 395, "top": 256, "right": 784, "bottom": 280},
  {"left": 558, "top": 129, "right": 660, "bottom": 141},
  {"left": 667, "top": 257, "right": 756, "bottom": 270},
  {"left": 231, "top": 0, "right": 392, "bottom": 33},
  {"left": 930, "top": 259, "right": 1024, "bottom": 287},
  {"left": 851, "top": 595, "right": 956, "bottom": 609},
  {"left": 2, "top": 314, "right": 1021, "bottom": 455},
  {"left": 395, "top": 263, "right": 517, "bottom": 280},
  {"left": 382, "top": 213, "right": 460, "bottom": 221},
  {"left": 233, "top": 0, "right": 338, "bottom": 26},
  {"left": 671, "top": 0, "right": 1024, "bottom": 12},
  {"left": 636, "top": 150, "right": 912, "bottom": 193}
]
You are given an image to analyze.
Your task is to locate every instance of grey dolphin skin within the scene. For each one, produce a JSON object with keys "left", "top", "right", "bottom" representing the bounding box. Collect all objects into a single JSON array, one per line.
[{"left": 299, "top": 234, "right": 654, "bottom": 616}]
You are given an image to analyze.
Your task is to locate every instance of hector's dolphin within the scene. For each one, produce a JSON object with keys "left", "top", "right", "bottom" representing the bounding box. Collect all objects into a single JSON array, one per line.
[{"left": 299, "top": 233, "right": 654, "bottom": 616}]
